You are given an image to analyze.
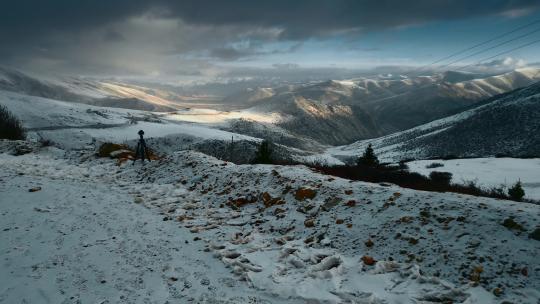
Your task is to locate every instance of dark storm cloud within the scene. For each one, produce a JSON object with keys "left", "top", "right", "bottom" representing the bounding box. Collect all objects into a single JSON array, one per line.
[
  {"left": 0, "top": 0, "right": 538, "bottom": 75},
  {"left": 2, "top": 0, "right": 538, "bottom": 39},
  {"left": 165, "top": 0, "right": 540, "bottom": 38}
]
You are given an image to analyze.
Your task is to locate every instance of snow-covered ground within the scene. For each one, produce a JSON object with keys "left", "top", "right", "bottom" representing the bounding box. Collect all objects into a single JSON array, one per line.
[
  {"left": 1, "top": 144, "right": 539, "bottom": 303},
  {"left": 167, "top": 108, "right": 281, "bottom": 124},
  {"left": 0, "top": 150, "right": 286, "bottom": 303},
  {"left": 407, "top": 158, "right": 540, "bottom": 200},
  {"left": 2, "top": 89, "right": 540, "bottom": 303},
  {"left": 0, "top": 90, "right": 260, "bottom": 149}
]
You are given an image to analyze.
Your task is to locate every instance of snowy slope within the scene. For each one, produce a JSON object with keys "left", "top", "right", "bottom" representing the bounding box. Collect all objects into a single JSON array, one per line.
[
  {"left": 407, "top": 158, "right": 540, "bottom": 200},
  {"left": 1, "top": 143, "right": 539, "bottom": 303},
  {"left": 0, "top": 67, "right": 185, "bottom": 111},
  {"left": 232, "top": 68, "right": 540, "bottom": 145},
  {"left": 0, "top": 90, "right": 257, "bottom": 148},
  {"left": 329, "top": 81, "right": 540, "bottom": 162},
  {"left": 0, "top": 90, "right": 317, "bottom": 163},
  {"left": 0, "top": 151, "right": 291, "bottom": 304}
]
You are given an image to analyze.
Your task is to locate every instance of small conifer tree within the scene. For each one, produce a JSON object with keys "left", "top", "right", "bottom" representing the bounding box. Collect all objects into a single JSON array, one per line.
[
  {"left": 0, "top": 105, "right": 26, "bottom": 140},
  {"left": 252, "top": 139, "right": 273, "bottom": 164},
  {"left": 508, "top": 180, "right": 525, "bottom": 201},
  {"left": 357, "top": 144, "right": 379, "bottom": 167}
]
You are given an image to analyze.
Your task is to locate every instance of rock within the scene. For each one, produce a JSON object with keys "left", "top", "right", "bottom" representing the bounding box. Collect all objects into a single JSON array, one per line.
[
  {"left": 98, "top": 143, "right": 130, "bottom": 158},
  {"left": 470, "top": 265, "right": 483, "bottom": 283},
  {"left": 529, "top": 228, "right": 540, "bottom": 241},
  {"left": 134, "top": 197, "right": 143, "bottom": 204},
  {"left": 273, "top": 208, "right": 286, "bottom": 215},
  {"left": 304, "top": 218, "right": 315, "bottom": 228},
  {"left": 228, "top": 197, "right": 256, "bottom": 208},
  {"left": 345, "top": 200, "right": 356, "bottom": 207},
  {"left": 408, "top": 238, "right": 419, "bottom": 245},
  {"left": 14, "top": 143, "right": 33, "bottom": 156},
  {"left": 399, "top": 216, "right": 414, "bottom": 223},
  {"left": 361, "top": 255, "right": 376, "bottom": 266},
  {"left": 294, "top": 188, "right": 317, "bottom": 201},
  {"left": 419, "top": 210, "right": 431, "bottom": 218},
  {"left": 261, "top": 192, "right": 285, "bottom": 208},
  {"left": 322, "top": 197, "right": 340, "bottom": 211},
  {"left": 304, "top": 236, "right": 314, "bottom": 243},
  {"left": 28, "top": 187, "right": 42, "bottom": 192},
  {"left": 502, "top": 217, "right": 524, "bottom": 231}
]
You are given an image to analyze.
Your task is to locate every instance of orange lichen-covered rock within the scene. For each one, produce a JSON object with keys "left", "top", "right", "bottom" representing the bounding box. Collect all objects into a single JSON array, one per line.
[{"left": 295, "top": 188, "right": 317, "bottom": 201}]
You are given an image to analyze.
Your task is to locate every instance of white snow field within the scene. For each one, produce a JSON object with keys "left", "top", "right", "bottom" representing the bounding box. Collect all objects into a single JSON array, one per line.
[
  {"left": 0, "top": 150, "right": 290, "bottom": 304},
  {"left": 1, "top": 90, "right": 540, "bottom": 303},
  {"left": 407, "top": 158, "right": 540, "bottom": 200},
  {"left": 0, "top": 90, "right": 260, "bottom": 150},
  {"left": 1, "top": 145, "right": 539, "bottom": 303}
]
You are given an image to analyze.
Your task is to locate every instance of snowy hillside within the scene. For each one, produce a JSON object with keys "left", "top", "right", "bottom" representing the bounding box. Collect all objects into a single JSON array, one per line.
[
  {"left": 0, "top": 67, "right": 188, "bottom": 111},
  {"left": 407, "top": 158, "right": 540, "bottom": 200},
  {"left": 0, "top": 90, "right": 320, "bottom": 163},
  {"left": 224, "top": 68, "right": 540, "bottom": 145},
  {"left": 1, "top": 141, "right": 539, "bottom": 303},
  {"left": 4, "top": 66, "right": 540, "bottom": 146},
  {"left": 329, "top": 81, "right": 540, "bottom": 162}
]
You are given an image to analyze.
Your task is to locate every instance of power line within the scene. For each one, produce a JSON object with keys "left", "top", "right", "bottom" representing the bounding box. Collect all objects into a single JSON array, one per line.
[
  {"left": 456, "top": 38, "right": 540, "bottom": 71},
  {"left": 363, "top": 39, "right": 540, "bottom": 104},
  {"left": 415, "top": 19, "right": 540, "bottom": 72},
  {"left": 436, "top": 27, "right": 540, "bottom": 71}
]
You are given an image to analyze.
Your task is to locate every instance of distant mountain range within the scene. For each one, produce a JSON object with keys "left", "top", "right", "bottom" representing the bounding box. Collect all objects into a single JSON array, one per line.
[
  {"left": 329, "top": 81, "right": 540, "bottom": 162},
  {"left": 2, "top": 66, "right": 540, "bottom": 149},
  {"left": 0, "top": 67, "right": 186, "bottom": 111},
  {"left": 224, "top": 68, "right": 540, "bottom": 145}
]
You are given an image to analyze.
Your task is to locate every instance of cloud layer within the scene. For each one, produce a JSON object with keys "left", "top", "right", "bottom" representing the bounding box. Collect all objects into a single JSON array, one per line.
[{"left": 1, "top": 0, "right": 538, "bottom": 77}]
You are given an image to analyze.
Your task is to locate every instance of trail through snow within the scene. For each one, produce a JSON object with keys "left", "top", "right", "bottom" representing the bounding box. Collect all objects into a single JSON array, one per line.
[{"left": 0, "top": 153, "right": 286, "bottom": 304}]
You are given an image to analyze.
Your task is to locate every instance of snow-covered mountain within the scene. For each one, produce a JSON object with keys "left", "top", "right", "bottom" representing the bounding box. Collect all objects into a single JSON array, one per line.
[
  {"left": 224, "top": 68, "right": 540, "bottom": 145},
  {"left": 0, "top": 67, "right": 185, "bottom": 111},
  {"left": 329, "top": 81, "right": 540, "bottom": 162},
  {"left": 3, "top": 66, "right": 540, "bottom": 146}
]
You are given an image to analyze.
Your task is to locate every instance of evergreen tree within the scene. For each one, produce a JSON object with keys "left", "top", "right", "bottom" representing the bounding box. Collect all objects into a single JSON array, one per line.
[
  {"left": 508, "top": 180, "right": 525, "bottom": 201},
  {"left": 357, "top": 144, "right": 379, "bottom": 167},
  {"left": 0, "top": 105, "right": 25, "bottom": 140},
  {"left": 252, "top": 139, "right": 273, "bottom": 164}
]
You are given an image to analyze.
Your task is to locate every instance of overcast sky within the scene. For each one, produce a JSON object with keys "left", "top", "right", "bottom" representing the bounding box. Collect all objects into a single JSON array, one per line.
[{"left": 1, "top": 0, "right": 540, "bottom": 82}]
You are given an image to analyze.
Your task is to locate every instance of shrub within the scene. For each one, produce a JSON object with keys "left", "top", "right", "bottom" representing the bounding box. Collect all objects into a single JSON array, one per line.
[
  {"left": 97, "top": 142, "right": 160, "bottom": 163},
  {"left": 308, "top": 162, "right": 527, "bottom": 202},
  {"left": 0, "top": 104, "right": 26, "bottom": 140},
  {"left": 429, "top": 171, "right": 453, "bottom": 187},
  {"left": 426, "top": 162, "right": 444, "bottom": 169},
  {"left": 252, "top": 139, "right": 273, "bottom": 164},
  {"left": 357, "top": 144, "right": 379, "bottom": 167},
  {"left": 97, "top": 143, "right": 130, "bottom": 157},
  {"left": 398, "top": 160, "right": 409, "bottom": 170},
  {"left": 508, "top": 181, "right": 525, "bottom": 201}
]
